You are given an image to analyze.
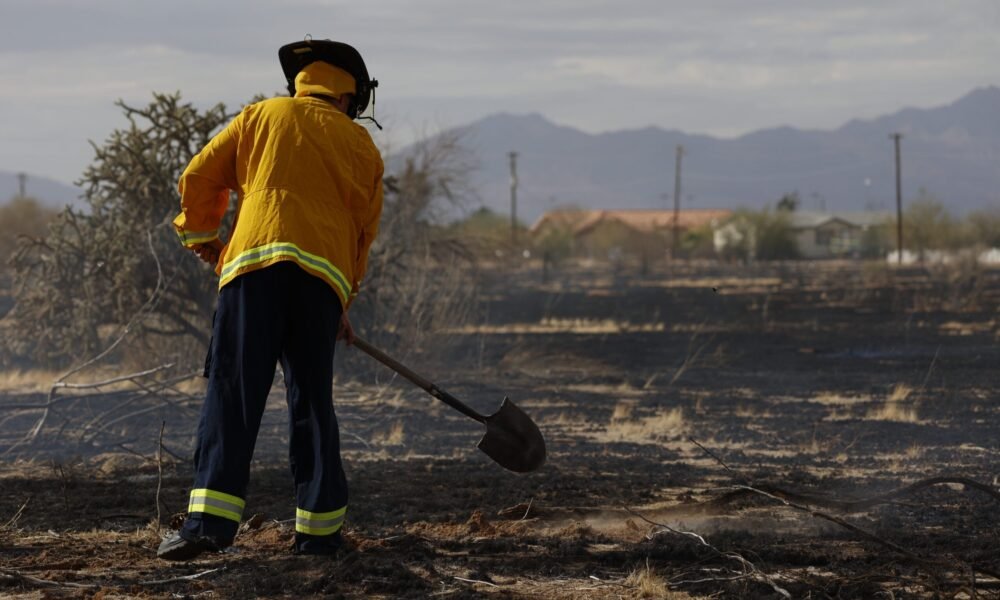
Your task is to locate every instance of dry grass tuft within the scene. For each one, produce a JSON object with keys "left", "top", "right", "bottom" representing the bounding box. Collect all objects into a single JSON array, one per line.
[
  {"left": 611, "top": 400, "right": 636, "bottom": 421},
  {"left": 604, "top": 407, "right": 686, "bottom": 443},
  {"left": 625, "top": 560, "right": 689, "bottom": 598},
  {"left": 863, "top": 383, "right": 920, "bottom": 422},
  {"left": 888, "top": 383, "right": 913, "bottom": 403},
  {"left": 372, "top": 420, "right": 406, "bottom": 446},
  {"left": 867, "top": 399, "right": 920, "bottom": 423}
]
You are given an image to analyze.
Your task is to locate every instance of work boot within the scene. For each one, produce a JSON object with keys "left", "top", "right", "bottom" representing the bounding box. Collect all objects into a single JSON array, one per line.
[
  {"left": 293, "top": 531, "right": 345, "bottom": 556},
  {"left": 157, "top": 531, "right": 223, "bottom": 561}
]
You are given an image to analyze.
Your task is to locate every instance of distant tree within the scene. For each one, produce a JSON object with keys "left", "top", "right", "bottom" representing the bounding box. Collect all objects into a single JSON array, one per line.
[
  {"left": 965, "top": 207, "right": 1000, "bottom": 248},
  {"left": 680, "top": 224, "right": 716, "bottom": 259},
  {"left": 776, "top": 192, "right": 800, "bottom": 212},
  {"left": 753, "top": 208, "right": 799, "bottom": 260},
  {"left": 0, "top": 196, "right": 58, "bottom": 272},
  {"left": 900, "top": 190, "right": 960, "bottom": 258},
  {"left": 3, "top": 93, "right": 235, "bottom": 365},
  {"left": 450, "top": 206, "right": 511, "bottom": 254},
  {"left": 717, "top": 208, "right": 799, "bottom": 262},
  {"left": 859, "top": 221, "right": 893, "bottom": 259}
]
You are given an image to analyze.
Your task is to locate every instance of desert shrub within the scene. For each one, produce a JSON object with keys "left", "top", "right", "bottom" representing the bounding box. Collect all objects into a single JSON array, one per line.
[
  {"left": 965, "top": 206, "right": 1000, "bottom": 248},
  {"left": 450, "top": 206, "right": 512, "bottom": 258},
  {"left": 0, "top": 196, "right": 58, "bottom": 278},
  {"left": 754, "top": 207, "right": 799, "bottom": 260},
  {"left": 3, "top": 94, "right": 478, "bottom": 369},
  {"left": 899, "top": 191, "right": 961, "bottom": 256},
  {"left": 680, "top": 223, "right": 716, "bottom": 259},
  {"left": 346, "top": 131, "right": 479, "bottom": 358},
  {"left": 717, "top": 208, "right": 799, "bottom": 262},
  {"left": 2, "top": 93, "right": 235, "bottom": 366},
  {"left": 859, "top": 221, "right": 893, "bottom": 259}
]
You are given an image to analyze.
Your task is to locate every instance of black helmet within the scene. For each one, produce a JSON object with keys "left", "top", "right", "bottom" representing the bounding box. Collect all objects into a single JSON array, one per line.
[{"left": 279, "top": 38, "right": 378, "bottom": 120}]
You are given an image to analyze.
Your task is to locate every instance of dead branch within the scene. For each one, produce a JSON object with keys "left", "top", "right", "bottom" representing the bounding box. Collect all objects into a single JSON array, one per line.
[
  {"left": 686, "top": 438, "right": 999, "bottom": 590},
  {"left": 156, "top": 420, "right": 165, "bottom": 530},
  {"left": 136, "top": 567, "right": 224, "bottom": 586},
  {"left": 688, "top": 436, "right": 742, "bottom": 479},
  {"left": 0, "top": 567, "right": 96, "bottom": 589},
  {"left": 53, "top": 364, "right": 175, "bottom": 391},
  {"left": 624, "top": 505, "right": 793, "bottom": 599},
  {"left": 453, "top": 576, "right": 499, "bottom": 588},
  {"left": 713, "top": 477, "right": 1000, "bottom": 513},
  {"left": 732, "top": 484, "right": 991, "bottom": 590},
  {"left": 687, "top": 437, "right": 1000, "bottom": 510},
  {"left": 6, "top": 232, "right": 171, "bottom": 452},
  {"left": 82, "top": 399, "right": 180, "bottom": 444},
  {"left": 1, "top": 498, "right": 30, "bottom": 530}
]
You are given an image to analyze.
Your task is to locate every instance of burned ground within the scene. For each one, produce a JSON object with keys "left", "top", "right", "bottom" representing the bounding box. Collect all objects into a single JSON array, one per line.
[{"left": 1, "top": 261, "right": 998, "bottom": 599}]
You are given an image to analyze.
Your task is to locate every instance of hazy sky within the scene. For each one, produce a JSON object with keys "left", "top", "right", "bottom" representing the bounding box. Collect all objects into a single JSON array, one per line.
[{"left": 2, "top": 0, "right": 997, "bottom": 184}]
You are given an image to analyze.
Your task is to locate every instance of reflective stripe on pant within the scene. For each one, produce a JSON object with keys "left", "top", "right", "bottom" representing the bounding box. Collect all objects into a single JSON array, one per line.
[
  {"left": 188, "top": 488, "right": 245, "bottom": 523},
  {"left": 181, "top": 261, "right": 348, "bottom": 545},
  {"left": 296, "top": 506, "right": 346, "bottom": 536}
]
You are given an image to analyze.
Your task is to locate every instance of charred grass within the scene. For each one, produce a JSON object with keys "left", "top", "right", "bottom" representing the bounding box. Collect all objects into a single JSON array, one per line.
[{"left": 1, "top": 261, "right": 998, "bottom": 598}]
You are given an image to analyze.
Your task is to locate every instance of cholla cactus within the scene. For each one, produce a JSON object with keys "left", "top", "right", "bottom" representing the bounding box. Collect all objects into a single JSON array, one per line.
[{"left": 3, "top": 93, "right": 235, "bottom": 366}]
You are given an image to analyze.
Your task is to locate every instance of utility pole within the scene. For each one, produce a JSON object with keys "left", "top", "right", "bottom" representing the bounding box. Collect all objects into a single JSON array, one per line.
[
  {"left": 672, "top": 145, "right": 684, "bottom": 258},
  {"left": 890, "top": 133, "right": 903, "bottom": 265},
  {"left": 509, "top": 151, "right": 518, "bottom": 250},
  {"left": 17, "top": 172, "right": 27, "bottom": 198}
]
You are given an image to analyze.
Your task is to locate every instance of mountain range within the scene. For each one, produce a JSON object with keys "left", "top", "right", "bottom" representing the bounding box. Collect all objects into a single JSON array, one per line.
[
  {"left": 424, "top": 86, "right": 1000, "bottom": 223},
  {"left": 5, "top": 86, "right": 998, "bottom": 223},
  {"left": 0, "top": 171, "right": 84, "bottom": 210}
]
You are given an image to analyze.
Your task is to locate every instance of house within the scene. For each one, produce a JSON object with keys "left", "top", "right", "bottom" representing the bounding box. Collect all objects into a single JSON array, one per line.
[
  {"left": 713, "top": 210, "right": 892, "bottom": 260},
  {"left": 789, "top": 211, "right": 891, "bottom": 258},
  {"left": 530, "top": 208, "right": 733, "bottom": 260}
]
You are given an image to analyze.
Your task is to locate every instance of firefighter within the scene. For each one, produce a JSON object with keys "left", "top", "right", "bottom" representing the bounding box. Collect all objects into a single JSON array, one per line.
[{"left": 157, "top": 39, "right": 383, "bottom": 560}]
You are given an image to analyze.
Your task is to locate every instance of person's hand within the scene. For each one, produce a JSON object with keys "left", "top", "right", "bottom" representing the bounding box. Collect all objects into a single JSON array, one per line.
[
  {"left": 191, "top": 239, "right": 224, "bottom": 265},
  {"left": 337, "top": 311, "right": 355, "bottom": 345}
]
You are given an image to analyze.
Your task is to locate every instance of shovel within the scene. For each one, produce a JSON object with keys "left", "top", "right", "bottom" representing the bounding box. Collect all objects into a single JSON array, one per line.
[{"left": 351, "top": 337, "right": 546, "bottom": 473}]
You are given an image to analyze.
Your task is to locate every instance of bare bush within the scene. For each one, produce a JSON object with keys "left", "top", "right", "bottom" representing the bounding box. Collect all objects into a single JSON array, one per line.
[
  {"left": 348, "top": 131, "right": 480, "bottom": 359},
  {"left": 2, "top": 93, "right": 235, "bottom": 366}
]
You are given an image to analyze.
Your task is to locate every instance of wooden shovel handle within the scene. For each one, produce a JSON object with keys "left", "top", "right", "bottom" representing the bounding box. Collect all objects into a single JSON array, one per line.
[{"left": 351, "top": 336, "right": 487, "bottom": 423}]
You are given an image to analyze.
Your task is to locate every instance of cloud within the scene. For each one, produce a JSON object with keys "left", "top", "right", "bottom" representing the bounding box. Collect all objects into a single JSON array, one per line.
[{"left": 0, "top": 0, "right": 997, "bottom": 182}]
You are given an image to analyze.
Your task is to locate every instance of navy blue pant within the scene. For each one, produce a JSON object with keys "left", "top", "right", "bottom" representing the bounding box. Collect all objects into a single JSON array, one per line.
[{"left": 181, "top": 262, "right": 348, "bottom": 546}]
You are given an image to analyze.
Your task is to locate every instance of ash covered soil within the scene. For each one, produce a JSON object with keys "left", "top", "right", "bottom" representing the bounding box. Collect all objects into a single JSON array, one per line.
[{"left": 1, "top": 262, "right": 999, "bottom": 599}]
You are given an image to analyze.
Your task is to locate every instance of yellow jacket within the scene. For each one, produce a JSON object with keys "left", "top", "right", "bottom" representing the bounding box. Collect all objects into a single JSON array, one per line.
[{"left": 173, "top": 62, "right": 384, "bottom": 309}]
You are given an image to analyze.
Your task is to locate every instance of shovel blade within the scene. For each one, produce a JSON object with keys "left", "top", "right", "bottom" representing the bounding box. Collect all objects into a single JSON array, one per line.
[{"left": 477, "top": 397, "right": 546, "bottom": 473}]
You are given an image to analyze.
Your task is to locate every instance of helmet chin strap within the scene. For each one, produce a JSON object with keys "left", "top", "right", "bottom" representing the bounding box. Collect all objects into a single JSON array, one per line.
[{"left": 357, "top": 81, "right": 383, "bottom": 130}]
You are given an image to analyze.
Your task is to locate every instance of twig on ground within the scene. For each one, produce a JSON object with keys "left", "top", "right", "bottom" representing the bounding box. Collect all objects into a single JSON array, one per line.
[
  {"left": 156, "top": 420, "right": 165, "bottom": 530},
  {"left": 687, "top": 438, "right": 1000, "bottom": 590},
  {"left": 733, "top": 484, "right": 992, "bottom": 590},
  {"left": 520, "top": 497, "right": 535, "bottom": 520},
  {"left": 667, "top": 321, "right": 713, "bottom": 387},
  {"left": 688, "top": 436, "right": 743, "bottom": 480},
  {"left": 0, "top": 567, "right": 96, "bottom": 589},
  {"left": 0, "top": 565, "right": 223, "bottom": 590},
  {"left": 136, "top": 567, "right": 224, "bottom": 586},
  {"left": 453, "top": 576, "right": 499, "bottom": 588},
  {"left": 624, "top": 505, "right": 792, "bottom": 599},
  {"left": 713, "top": 476, "right": 1000, "bottom": 513},
  {"left": 919, "top": 345, "right": 941, "bottom": 391},
  {"left": 343, "top": 431, "right": 372, "bottom": 450},
  {"left": 1, "top": 498, "right": 30, "bottom": 530}
]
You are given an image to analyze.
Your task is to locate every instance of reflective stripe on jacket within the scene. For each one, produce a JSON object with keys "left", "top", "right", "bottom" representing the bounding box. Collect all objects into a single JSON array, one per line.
[{"left": 173, "top": 67, "right": 383, "bottom": 309}]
